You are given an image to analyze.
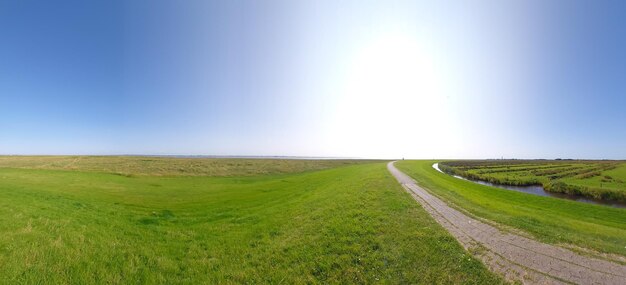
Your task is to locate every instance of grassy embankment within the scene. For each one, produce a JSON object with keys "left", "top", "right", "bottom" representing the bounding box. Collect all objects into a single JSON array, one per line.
[
  {"left": 395, "top": 160, "right": 626, "bottom": 257},
  {"left": 438, "top": 160, "right": 626, "bottom": 202},
  {"left": 0, "top": 157, "right": 502, "bottom": 284}
]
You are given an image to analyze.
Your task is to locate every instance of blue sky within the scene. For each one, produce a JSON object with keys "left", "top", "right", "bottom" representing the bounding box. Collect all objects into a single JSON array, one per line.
[{"left": 1, "top": 0, "right": 625, "bottom": 159}]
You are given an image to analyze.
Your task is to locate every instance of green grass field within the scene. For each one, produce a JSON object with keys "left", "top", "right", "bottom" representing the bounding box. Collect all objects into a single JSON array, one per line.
[
  {"left": 395, "top": 160, "right": 626, "bottom": 257},
  {"left": 0, "top": 157, "right": 502, "bottom": 284},
  {"left": 438, "top": 160, "right": 626, "bottom": 202}
]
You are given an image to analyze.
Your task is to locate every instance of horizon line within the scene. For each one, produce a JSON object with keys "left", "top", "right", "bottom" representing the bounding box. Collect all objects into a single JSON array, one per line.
[{"left": 0, "top": 154, "right": 624, "bottom": 161}]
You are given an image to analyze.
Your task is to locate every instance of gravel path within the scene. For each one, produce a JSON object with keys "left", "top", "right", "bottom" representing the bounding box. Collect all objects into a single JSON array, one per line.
[{"left": 388, "top": 162, "right": 626, "bottom": 284}]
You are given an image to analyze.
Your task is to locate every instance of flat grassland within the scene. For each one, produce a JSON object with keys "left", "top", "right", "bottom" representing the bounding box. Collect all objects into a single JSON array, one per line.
[
  {"left": 0, "top": 156, "right": 375, "bottom": 176},
  {"left": 438, "top": 160, "right": 626, "bottom": 202},
  {"left": 395, "top": 160, "right": 626, "bottom": 257},
  {"left": 0, "top": 156, "right": 501, "bottom": 284}
]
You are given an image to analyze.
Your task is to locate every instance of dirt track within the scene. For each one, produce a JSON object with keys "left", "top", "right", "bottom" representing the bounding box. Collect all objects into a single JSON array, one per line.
[{"left": 388, "top": 162, "right": 626, "bottom": 284}]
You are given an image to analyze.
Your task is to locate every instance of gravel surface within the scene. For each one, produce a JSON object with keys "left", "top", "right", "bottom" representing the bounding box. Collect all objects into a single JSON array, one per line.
[{"left": 388, "top": 161, "right": 626, "bottom": 284}]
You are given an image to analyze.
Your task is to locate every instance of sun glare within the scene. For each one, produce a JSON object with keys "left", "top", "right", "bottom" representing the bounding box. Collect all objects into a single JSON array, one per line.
[{"left": 326, "top": 32, "right": 455, "bottom": 157}]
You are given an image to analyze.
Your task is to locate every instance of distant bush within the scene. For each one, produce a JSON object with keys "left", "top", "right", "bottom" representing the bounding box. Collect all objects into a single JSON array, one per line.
[
  {"left": 543, "top": 181, "right": 585, "bottom": 196},
  {"left": 586, "top": 187, "right": 626, "bottom": 202},
  {"left": 543, "top": 181, "right": 626, "bottom": 203},
  {"left": 575, "top": 171, "right": 601, "bottom": 179}
]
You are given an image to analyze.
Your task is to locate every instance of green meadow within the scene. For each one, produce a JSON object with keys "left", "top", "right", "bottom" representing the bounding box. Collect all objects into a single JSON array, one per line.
[
  {"left": 395, "top": 160, "right": 626, "bottom": 257},
  {"left": 0, "top": 157, "right": 501, "bottom": 284},
  {"left": 564, "top": 163, "right": 626, "bottom": 195}
]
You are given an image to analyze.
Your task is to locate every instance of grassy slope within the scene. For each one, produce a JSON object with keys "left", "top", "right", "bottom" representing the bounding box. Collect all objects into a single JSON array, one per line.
[
  {"left": 0, "top": 161, "right": 501, "bottom": 284},
  {"left": 395, "top": 160, "right": 626, "bottom": 257}
]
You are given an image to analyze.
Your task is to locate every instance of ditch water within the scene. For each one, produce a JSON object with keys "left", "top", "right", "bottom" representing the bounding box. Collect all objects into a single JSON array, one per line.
[{"left": 432, "top": 163, "right": 626, "bottom": 209}]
